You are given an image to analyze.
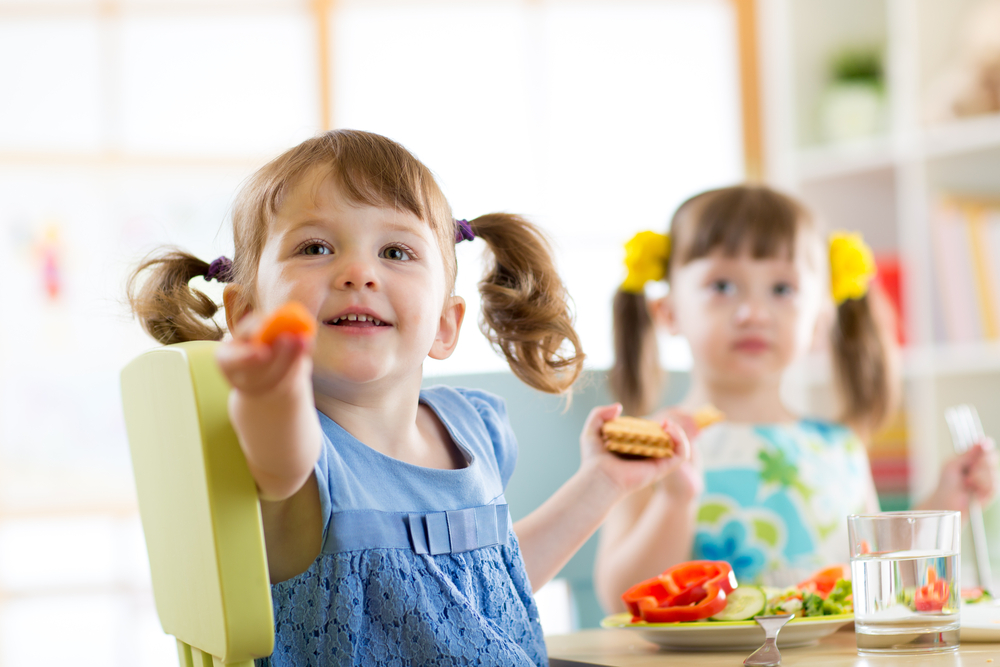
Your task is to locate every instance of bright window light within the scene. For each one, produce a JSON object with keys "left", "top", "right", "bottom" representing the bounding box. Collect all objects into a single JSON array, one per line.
[{"left": 333, "top": 1, "right": 743, "bottom": 375}]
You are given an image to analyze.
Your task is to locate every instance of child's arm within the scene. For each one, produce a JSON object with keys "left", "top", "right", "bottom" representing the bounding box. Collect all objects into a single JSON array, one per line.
[
  {"left": 590, "top": 405, "right": 704, "bottom": 613},
  {"left": 593, "top": 473, "right": 701, "bottom": 613},
  {"left": 512, "top": 404, "right": 690, "bottom": 594},
  {"left": 215, "top": 313, "right": 324, "bottom": 582}
]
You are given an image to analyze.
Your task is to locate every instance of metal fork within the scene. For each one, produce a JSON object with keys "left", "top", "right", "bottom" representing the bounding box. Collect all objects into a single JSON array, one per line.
[
  {"left": 945, "top": 404, "right": 994, "bottom": 599},
  {"left": 744, "top": 614, "right": 794, "bottom": 666}
]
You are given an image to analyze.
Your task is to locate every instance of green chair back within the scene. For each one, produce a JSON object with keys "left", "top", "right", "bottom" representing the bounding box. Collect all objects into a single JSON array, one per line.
[{"left": 121, "top": 341, "right": 273, "bottom": 667}]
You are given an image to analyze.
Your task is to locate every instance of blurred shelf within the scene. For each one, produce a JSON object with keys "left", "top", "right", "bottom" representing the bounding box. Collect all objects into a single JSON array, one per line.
[
  {"left": 793, "top": 114, "right": 1000, "bottom": 182},
  {"left": 903, "top": 341, "right": 1000, "bottom": 378},
  {"left": 766, "top": 0, "right": 1000, "bottom": 502},
  {"left": 923, "top": 114, "right": 1000, "bottom": 160},
  {"left": 796, "top": 136, "right": 895, "bottom": 182},
  {"left": 793, "top": 342, "right": 1000, "bottom": 389}
]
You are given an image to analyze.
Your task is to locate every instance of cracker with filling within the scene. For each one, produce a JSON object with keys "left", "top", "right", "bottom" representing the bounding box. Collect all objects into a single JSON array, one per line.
[{"left": 601, "top": 416, "right": 674, "bottom": 458}]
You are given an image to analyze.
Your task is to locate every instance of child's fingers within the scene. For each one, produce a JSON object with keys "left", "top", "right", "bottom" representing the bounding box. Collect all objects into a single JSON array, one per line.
[
  {"left": 231, "top": 312, "right": 264, "bottom": 341},
  {"left": 583, "top": 403, "right": 623, "bottom": 439},
  {"left": 964, "top": 441, "right": 999, "bottom": 502},
  {"left": 215, "top": 333, "right": 310, "bottom": 394},
  {"left": 660, "top": 419, "right": 691, "bottom": 464},
  {"left": 215, "top": 337, "right": 270, "bottom": 374},
  {"left": 662, "top": 408, "right": 699, "bottom": 441}
]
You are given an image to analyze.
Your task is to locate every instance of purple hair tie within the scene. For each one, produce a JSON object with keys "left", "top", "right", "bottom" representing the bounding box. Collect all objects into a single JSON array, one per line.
[
  {"left": 206, "top": 256, "right": 234, "bottom": 283},
  {"left": 454, "top": 219, "right": 475, "bottom": 244}
]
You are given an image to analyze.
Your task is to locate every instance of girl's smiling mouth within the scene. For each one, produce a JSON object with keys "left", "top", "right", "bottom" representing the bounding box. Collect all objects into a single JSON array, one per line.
[{"left": 325, "top": 310, "right": 391, "bottom": 328}]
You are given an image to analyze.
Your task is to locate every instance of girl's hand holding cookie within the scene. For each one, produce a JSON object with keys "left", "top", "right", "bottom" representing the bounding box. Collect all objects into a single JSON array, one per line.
[
  {"left": 652, "top": 407, "right": 707, "bottom": 502},
  {"left": 580, "top": 404, "right": 691, "bottom": 497},
  {"left": 216, "top": 302, "right": 317, "bottom": 397}
]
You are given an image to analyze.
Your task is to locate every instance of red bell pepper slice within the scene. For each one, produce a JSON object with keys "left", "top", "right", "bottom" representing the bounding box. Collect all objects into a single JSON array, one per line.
[
  {"left": 621, "top": 560, "right": 738, "bottom": 623},
  {"left": 915, "top": 567, "right": 949, "bottom": 612},
  {"left": 796, "top": 564, "right": 849, "bottom": 600}
]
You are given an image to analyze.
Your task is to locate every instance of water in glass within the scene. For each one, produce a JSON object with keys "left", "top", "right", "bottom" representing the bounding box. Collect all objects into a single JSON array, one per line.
[{"left": 852, "top": 549, "right": 959, "bottom": 653}]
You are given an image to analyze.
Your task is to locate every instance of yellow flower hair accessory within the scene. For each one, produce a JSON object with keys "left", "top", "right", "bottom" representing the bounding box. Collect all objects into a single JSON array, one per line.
[
  {"left": 622, "top": 231, "right": 671, "bottom": 294},
  {"left": 829, "top": 231, "right": 876, "bottom": 305}
]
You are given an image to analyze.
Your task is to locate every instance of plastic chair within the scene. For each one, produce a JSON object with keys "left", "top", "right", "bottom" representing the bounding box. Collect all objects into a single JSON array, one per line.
[{"left": 121, "top": 341, "right": 273, "bottom": 667}]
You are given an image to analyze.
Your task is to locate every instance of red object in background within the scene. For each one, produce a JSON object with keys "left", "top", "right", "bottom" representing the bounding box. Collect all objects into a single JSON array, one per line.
[
  {"left": 875, "top": 254, "right": 905, "bottom": 345},
  {"left": 868, "top": 459, "right": 910, "bottom": 493}
]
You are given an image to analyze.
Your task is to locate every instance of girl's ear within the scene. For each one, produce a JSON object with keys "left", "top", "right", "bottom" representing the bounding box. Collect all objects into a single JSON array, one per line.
[
  {"left": 222, "top": 283, "right": 254, "bottom": 334},
  {"left": 429, "top": 295, "right": 466, "bottom": 360},
  {"left": 648, "top": 294, "right": 679, "bottom": 335}
]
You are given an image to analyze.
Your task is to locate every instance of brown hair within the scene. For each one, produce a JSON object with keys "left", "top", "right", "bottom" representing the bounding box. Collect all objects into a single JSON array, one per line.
[
  {"left": 127, "top": 129, "right": 583, "bottom": 394},
  {"left": 610, "top": 184, "right": 896, "bottom": 431}
]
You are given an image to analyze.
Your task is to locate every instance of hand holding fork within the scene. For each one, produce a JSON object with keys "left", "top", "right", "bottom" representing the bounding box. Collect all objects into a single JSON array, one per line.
[{"left": 945, "top": 405, "right": 998, "bottom": 599}]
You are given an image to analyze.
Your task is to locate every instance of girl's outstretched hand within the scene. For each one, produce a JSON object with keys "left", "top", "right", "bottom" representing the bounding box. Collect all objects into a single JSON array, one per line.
[
  {"left": 580, "top": 404, "right": 692, "bottom": 498},
  {"left": 921, "top": 437, "right": 999, "bottom": 513},
  {"left": 214, "top": 303, "right": 322, "bottom": 503},
  {"left": 216, "top": 310, "right": 315, "bottom": 397}
]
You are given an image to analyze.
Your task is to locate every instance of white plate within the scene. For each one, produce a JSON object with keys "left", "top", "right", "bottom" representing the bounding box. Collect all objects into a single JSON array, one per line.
[
  {"left": 961, "top": 602, "right": 1000, "bottom": 642},
  {"left": 601, "top": 612, "right": 853, "bottom": 651}
]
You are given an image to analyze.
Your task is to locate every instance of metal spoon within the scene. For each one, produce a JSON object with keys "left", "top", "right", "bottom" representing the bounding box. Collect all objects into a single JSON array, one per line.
[{"left": 744, "top": 614, "right": 795, "bottom": 667}]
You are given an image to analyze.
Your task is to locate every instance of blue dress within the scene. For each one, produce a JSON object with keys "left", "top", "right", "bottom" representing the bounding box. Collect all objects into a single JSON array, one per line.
[
  {"left": 257, "top": 386, "right": 547, "bottom": 667},
  {"left": 691, "top": 420, "right": 872, "bottom": 587}
]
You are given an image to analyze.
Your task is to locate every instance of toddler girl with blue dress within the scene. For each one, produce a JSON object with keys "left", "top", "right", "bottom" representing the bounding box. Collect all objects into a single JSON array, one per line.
[
  {"left": 594, "top": 185, "right": 998, "bottom": 612},
  {"left": 128, "top": 129, "right": 690, "bottom": 665}
]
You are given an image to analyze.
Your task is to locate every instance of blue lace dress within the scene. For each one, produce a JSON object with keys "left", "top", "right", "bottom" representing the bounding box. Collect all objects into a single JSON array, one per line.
[
  {"left": 256, "top": 386, "right": 547, "bottom": 667},
  {"left": 691, "top": 420, "right": 873, "bottom": 587}
]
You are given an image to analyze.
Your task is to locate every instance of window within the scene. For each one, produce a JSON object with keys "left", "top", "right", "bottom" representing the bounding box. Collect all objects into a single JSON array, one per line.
[{"left": 0, "top": 1, "right": 744, "bottom": 663}]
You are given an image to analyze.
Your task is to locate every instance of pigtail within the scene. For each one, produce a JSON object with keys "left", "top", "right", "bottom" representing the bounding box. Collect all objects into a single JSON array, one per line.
[
  {"left": 830, "top": 287, "right": 899, "bottom": 436},
  {"left": 609, "top": 290, "right": 661, "bottom": 416},
  {"left": 126, "top": 249, "right": 226, "bottom": 345},
  {"left": 469, "top": 213, "right": 584, "bottom": 394}
]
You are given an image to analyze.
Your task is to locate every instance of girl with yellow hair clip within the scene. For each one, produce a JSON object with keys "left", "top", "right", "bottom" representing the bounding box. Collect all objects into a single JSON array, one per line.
[{"left": 595, "top": 185, "right": 998, "bottom": 612}]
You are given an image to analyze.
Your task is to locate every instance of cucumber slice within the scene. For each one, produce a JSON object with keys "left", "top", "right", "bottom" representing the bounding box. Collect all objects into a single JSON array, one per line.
[{"left": 710, "top": 586, "right": 766, "bottom": 621}]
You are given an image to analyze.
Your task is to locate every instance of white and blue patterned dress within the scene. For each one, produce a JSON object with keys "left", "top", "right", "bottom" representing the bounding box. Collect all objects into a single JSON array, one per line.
[
  {"left": 691, "top": 420, "right": 872, "bottom": 587},
  {"left": 257, "top": 386, "right": 546, "bottom": 666}
]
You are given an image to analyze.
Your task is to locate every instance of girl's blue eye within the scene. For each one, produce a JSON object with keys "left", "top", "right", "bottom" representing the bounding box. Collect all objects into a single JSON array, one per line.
[
  {"left": 773, "top": 282, "right": 795, "bottom": 297},
  {"left": 302, "top": 243, "right": 330, "bottom": 256},
  {"left": 711, "top": 279, "right": 735, "bottom": 295},
  {"left": 380, "top": 245, "right": 411, "bottom": 261}
]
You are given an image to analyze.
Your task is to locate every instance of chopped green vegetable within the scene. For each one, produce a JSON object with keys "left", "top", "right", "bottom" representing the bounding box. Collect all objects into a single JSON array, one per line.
[
  {"left": 962, "top": 588, "right": 993, "bottom": 605},
  {"left": 804, "top": 592, "right": 825, "bottom": 616},
  {"left": 827, "top": 579, "right": 852, "bottom": 606},
  {"left": 710, "top": 586, "right": 766, "bottom": 621},
  {"left": 760, "top": 578, "right": 853, "bottom": 618}
]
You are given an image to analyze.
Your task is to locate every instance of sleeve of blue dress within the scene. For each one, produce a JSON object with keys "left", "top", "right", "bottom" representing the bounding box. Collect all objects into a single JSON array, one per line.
[
  {"left": 312, "top": 428, "right": 335, "bottom": 543},
  {"left": 452, "top": 387, "right": 520, "bottom": 489}
]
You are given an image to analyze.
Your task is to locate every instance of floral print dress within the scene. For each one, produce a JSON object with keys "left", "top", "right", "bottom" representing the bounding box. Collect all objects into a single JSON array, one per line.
[{"left": 691, "top": 420, "right": 873, "bottom": 587}]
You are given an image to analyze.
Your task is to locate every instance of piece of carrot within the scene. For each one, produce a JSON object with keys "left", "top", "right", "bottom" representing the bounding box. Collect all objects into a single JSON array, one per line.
[{"left": 254, "top": 301, "right": 317, "bottom": 345}]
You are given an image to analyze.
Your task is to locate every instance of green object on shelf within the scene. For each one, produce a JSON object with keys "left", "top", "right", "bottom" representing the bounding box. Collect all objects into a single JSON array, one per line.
[
  {"left": 831, "top": 47, "right": 884, "bottom": 87},
  {"left": 820, "top": 45, "right": 887, "bottom": 143},
  {"left": 121, "top": 341, "right": 273, "bottom": 666}
]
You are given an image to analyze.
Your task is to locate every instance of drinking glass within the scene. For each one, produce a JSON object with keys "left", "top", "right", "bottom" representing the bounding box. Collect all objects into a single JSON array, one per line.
[{"left": 848, "top": 510, "right": 961, "bottom": 654}]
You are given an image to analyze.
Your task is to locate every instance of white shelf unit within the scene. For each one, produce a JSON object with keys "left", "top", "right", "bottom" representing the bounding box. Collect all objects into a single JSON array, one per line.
[{"left": 760, "top": 0, "right": 1000, "bottom": 530}]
